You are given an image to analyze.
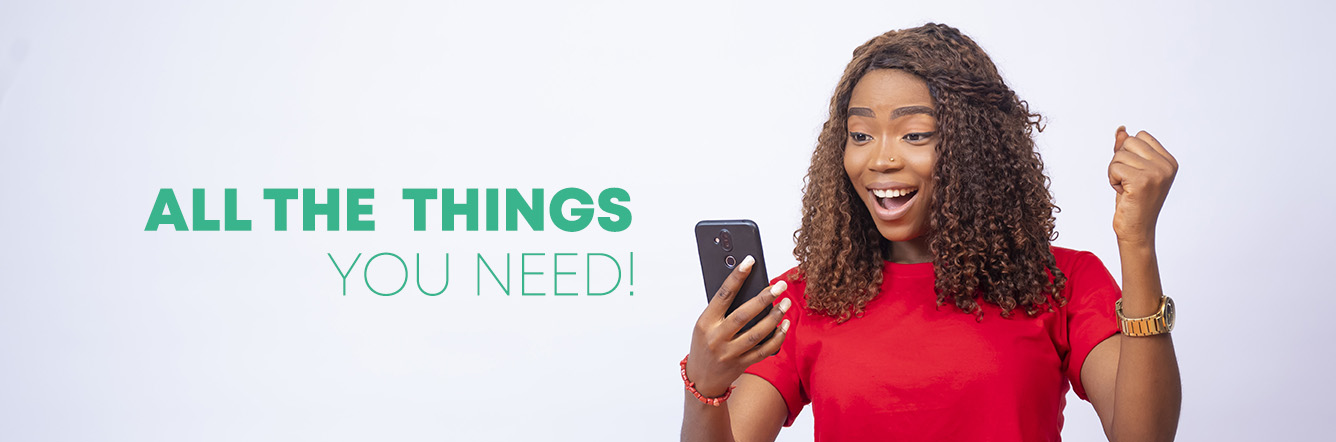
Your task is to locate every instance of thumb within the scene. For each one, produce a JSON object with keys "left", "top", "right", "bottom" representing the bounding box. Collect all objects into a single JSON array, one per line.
[
  {"left": 1114, "top": 125, "right": 1129, "bottom": 153},
  {"left": 1111, "top": 125, "right": 1129, "bottom": 195}
]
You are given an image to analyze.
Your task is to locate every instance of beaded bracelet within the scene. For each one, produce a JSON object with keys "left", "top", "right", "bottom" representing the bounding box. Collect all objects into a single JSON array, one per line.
[{"left": 681, "top": 355, "right": 735, "bottom": 406}]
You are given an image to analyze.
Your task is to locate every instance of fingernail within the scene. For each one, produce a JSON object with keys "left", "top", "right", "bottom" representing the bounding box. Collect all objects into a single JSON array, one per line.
[
  {"left": 1117, "top": 125, "right": 1126, "bottom": 133},
  {"left": 770, "top": 280, "right": 787, "bottom": 295},
  {"left": 739, "top": 255, "right": 754, "bottom": 272},
  {"left": 778, "top": 297, "right": 792, "bottom": 313},
  {"left": 781, "top": 319, "right": 790, "bottom": 332}
]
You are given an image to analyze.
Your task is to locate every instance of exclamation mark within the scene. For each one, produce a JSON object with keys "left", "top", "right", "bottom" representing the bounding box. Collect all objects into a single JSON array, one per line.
[{"left": 628, "top": 252, "right": 634, "bottom": 296}]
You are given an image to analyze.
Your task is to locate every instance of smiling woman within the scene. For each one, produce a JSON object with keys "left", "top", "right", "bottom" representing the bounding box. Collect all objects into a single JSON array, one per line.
[{"left": 681, "top": 23, "right": 1181, "bottom": 442}]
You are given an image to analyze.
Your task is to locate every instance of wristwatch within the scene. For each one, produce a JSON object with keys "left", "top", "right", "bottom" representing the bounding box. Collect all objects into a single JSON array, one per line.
[{"left": 1115, "top": 296, "right": 1175, "bottom": 337}]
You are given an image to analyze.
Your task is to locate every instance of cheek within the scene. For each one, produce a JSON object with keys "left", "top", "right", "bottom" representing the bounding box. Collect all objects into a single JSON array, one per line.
[
  {"left": 915, "top": 150, "right": 938, "bottom": 224},
  {"left": 907, "top": 148, "right": 939, "bottom": 191},
  {"left": 911, "top": 146, "right": 938, "bottom": 174},
  {"left": 843, "top": 145, "right": 861, "bottom": 182}
]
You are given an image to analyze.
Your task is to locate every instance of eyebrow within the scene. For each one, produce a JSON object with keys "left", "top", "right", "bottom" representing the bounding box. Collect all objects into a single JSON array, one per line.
[{"left": 848, "top": 105, "right": 934, "bottom": 120}]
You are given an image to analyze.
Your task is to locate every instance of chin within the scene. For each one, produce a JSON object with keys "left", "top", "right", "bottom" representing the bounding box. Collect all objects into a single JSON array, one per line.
[{"left": 873, "top": 223, "right": 926, "bottom": 242}]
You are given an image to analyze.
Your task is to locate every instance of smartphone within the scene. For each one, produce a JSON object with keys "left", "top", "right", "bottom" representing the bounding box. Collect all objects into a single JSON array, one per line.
[{"left": 695, "top": 219, "right": 774, "bottom": 337}]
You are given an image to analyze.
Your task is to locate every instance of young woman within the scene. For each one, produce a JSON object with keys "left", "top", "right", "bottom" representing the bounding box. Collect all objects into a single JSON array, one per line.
[{"left": 680, "top": 23, "right": 1182, "bottom": 441}]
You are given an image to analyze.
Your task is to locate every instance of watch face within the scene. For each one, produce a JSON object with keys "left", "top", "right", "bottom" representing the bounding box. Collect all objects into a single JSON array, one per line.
[{"left": 1164, "top": 297, "right": 1175, "bottom": 328}]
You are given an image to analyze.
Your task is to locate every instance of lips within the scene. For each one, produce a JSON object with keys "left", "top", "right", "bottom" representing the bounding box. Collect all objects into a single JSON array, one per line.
[{"left": 868, "top": 186, "right": 920, "bottom": 221}]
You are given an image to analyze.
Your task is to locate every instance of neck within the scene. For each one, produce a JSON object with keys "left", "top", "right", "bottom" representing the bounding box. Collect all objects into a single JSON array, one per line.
[{"left": 887, "top": 236, "right": 932, "bottom": 264}]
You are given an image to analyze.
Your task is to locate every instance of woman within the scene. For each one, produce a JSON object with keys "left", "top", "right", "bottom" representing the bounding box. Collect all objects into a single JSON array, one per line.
[{"left": 680, "top": 23, "right": 1181, "bottom": 441}]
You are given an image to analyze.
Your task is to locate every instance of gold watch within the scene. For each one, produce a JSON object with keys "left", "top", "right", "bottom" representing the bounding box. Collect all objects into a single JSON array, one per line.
[{"left": 1115, "top": 296, "right": 1175, "bottom": 337}]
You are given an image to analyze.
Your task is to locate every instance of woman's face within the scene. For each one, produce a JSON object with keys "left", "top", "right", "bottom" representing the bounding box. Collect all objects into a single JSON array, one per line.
[{"left": 843, "top": 69, "right": 939, "bottom": 242}]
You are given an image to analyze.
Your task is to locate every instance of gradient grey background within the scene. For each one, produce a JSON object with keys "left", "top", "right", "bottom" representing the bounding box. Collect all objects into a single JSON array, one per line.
[{"left": 2, "top": 0, "right": 1333, "bottom": 440}]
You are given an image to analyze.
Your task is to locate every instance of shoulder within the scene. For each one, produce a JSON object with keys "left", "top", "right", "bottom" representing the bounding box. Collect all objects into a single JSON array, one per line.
[
  {"left": 1050, "top": 246, "right": 1110, "bottom": 276},
  {"left": 1049, "top": 246, "right": 1120, "bottom": 303}
]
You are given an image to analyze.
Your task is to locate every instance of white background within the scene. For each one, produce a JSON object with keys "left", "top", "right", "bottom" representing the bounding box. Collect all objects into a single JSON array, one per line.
[{"left": 2, "top": 1, "right": 1334, "bottom": 440}]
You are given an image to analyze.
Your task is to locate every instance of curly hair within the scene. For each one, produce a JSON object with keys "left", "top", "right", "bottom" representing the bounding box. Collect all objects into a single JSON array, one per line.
[{"left": 791, "top": 23, "right": 1066, "bottom": 322}]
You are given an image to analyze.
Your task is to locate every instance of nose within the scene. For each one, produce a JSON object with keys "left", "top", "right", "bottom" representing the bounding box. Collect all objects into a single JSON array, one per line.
[{"left": 867, "top": 138, "right": 902, "bottom": 173}]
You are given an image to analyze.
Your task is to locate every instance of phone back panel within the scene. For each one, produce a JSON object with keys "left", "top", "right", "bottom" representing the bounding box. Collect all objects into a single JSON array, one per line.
[{"left": 695, "top": 220, "right": 772, "bottom": 334}]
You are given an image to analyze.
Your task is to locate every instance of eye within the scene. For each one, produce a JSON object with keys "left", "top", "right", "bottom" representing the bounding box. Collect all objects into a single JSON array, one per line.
[
  {"left": 903, "top": 132, "right": 935, "bottom": 143},
  {"left": 849, "top": 132, "right": 872, "bottom": 143}
]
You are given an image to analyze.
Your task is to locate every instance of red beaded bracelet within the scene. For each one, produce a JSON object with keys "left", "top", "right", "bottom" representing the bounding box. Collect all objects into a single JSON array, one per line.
[{"left": 681, "top": 355, "right": 735, "bottom": 406}]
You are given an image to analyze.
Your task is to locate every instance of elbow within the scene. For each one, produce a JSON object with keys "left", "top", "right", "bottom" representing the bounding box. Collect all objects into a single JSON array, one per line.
[{"left": 1108, "top": 420, "right": 1179, "bottom": 442}]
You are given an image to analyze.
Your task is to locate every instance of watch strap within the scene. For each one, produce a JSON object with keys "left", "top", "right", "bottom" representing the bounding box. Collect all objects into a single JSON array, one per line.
[{"left": 1115, "top": 296, "right": 1175, "bottom": 337}]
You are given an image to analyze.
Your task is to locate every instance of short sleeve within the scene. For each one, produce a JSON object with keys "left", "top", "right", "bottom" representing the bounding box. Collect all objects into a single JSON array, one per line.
[
  {"left": 1060, "top": 250, "right": 1123, "bottom": 401},
  {"left": 742, "top": 273, "right": 809, "bottom": 427}
]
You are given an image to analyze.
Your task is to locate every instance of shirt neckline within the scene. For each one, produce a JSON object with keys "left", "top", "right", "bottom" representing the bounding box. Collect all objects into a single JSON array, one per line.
[{"left": 883, "top": 260, "right": 935, "bottom": 278}]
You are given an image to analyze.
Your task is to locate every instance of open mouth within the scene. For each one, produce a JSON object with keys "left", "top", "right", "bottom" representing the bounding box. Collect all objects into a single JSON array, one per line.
[{"left": 871, "top": 187, "right": 919, "bottom": 212}]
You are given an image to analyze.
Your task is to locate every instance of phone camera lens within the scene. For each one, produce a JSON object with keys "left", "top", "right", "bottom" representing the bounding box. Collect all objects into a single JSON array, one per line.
[{"left": 719, "top": 229, "right": 733, "bottom": 252}]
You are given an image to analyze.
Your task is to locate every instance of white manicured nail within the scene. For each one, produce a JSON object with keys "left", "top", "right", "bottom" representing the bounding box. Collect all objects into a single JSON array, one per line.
[
  {"left": 739, "top": 255, "right": 754, "bottom": 271},
  {"left": 778, "top": 297, "right": 792, "bottom": 313},
  {"left": 770, "top": 280, "right": 787, "bottom": 295}
]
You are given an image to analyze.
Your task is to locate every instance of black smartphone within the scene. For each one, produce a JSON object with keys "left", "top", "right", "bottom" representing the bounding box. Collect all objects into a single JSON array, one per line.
[{"left": 695, "top": 219, "right": 774, "bottom": 337}]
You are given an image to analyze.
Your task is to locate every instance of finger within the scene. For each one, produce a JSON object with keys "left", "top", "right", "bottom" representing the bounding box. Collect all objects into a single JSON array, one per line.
[
  {"left": 728, "top": 296, "right": 792, "bottom": 355},
  {"left": 1108, "top": 161, "right": 1124, "bottom": 194},
  {"left": 1135, "top": 130, "right": 1178, "bottom": 169},
  {"left": 1118, "top": 136, "right": 1172, "bottom": 166},
  {"left": 1108, "top": 162, "right": 1143, "bottom": 194},
  {"left": 722, "top": 280, "right": 788, "bottom": 338},
  {"left": 741, "top": 318, "right": 790, "bottom": 364},
  {"left": 1114, "top": 125, "right": 1129, "bottom": 153},
  {"left": 1108, "top": 150, "right": 1147, "bottom": 193},
  {"left": 702, "top": 255, "right": 755, "bottom": 323},
  {"left": 1111, "top": 147, "right": 1153, "bottom": 170}
]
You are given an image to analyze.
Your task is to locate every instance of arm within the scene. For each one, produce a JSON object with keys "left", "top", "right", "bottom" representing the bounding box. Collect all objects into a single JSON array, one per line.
[
  {"left": 681, "top": 256, "right": 791, "bottom": 442},
  {"left": 681, "top": 374, "right": 788, "bottom": 442},
  {"left": 1082, "top": 127, "right": 1182, "bottom": 442},
  {"left": 1083, "top": 242, "right": 1182, "bottom": 442}
]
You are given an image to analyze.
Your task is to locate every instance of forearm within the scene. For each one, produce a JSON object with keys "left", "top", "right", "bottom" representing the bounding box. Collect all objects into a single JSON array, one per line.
[
  {"left": 1110, "top": 239, "right": 1182, "bottom": 442},
  {"left": 682, "top": 389, "right": 736, "bottom": 442}
]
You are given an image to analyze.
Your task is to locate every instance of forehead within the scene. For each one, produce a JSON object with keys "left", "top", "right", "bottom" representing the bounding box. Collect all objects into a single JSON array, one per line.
[{"left": 849, "top": 69, "right": 934, "bottom": 109}]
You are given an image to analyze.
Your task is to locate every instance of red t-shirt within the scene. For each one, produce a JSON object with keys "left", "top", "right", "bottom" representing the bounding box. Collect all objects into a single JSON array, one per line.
[{"left": 744, "top": 247, "right": 1121, "bottom": 441}]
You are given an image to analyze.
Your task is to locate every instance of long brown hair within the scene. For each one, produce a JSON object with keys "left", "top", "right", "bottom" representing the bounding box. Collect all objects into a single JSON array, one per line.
[{"left": 792, "top": 23, "right": 1066, "bottom": 322}]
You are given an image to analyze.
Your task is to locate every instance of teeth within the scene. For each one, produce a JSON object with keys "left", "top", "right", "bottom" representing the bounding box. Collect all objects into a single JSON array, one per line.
[{"left": 872, "top": 188, "right": 916, "bottom": 198}]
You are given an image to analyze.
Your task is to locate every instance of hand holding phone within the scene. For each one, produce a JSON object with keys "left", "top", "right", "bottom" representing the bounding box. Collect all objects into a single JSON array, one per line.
[
  {"left": 684, "top": 220, "right": 793, "bottom": 398},
  {"left": 696, "top": 220, "right": 773, "bottom": 333}
]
